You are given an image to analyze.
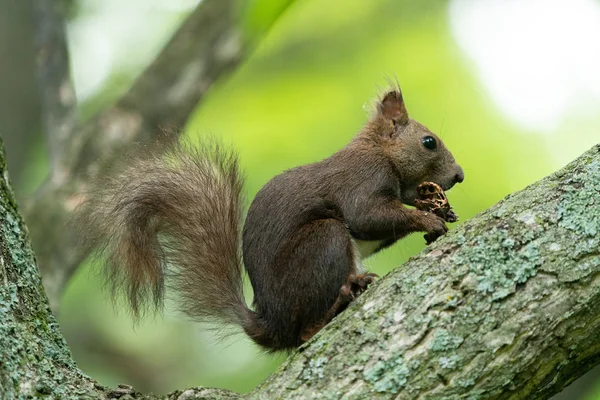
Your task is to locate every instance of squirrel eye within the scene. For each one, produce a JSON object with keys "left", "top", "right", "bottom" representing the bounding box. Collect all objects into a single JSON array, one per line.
[{"left": 422, "top": 136, "right": 437, "bottom": 150}]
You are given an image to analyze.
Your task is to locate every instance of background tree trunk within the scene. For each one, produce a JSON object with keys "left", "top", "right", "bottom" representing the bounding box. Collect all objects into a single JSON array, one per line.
[
  {"left": 2, "top": 132, "right": 599, "bottom": 398},
  {"left": 0, "top": 0, "right": 42, "bottom": 186}
]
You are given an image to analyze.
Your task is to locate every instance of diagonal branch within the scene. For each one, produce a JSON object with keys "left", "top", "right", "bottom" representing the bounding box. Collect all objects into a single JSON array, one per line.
[{"left": 24, "top": 0, "right": 246, "bottom": 311}]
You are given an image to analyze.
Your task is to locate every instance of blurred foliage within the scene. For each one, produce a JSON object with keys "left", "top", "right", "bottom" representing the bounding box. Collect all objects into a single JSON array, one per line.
[
  {"left": 14, "top": 0, "right": 594, "bottom": 397},
  {"left": 242, "top": 0, "right": 295, "bottom": 40}
]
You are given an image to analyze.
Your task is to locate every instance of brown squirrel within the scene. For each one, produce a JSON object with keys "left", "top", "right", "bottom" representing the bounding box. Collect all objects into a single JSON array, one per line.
[{"left": 75, "top": 86, "right": 464, "bottom": 351}]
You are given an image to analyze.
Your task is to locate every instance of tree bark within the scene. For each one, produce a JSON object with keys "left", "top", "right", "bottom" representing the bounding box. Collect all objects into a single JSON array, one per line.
[
  {"left": 1, "top": 139, "right": 599, "bottom": 399},
  {"left": 0, "top": 138, "right": 96, "bottom": 398}
]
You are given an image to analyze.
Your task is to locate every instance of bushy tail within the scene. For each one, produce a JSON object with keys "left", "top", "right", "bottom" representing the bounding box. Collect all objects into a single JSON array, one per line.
[{"left": 74, "top": 139, "right": 250, "bottom": 327}]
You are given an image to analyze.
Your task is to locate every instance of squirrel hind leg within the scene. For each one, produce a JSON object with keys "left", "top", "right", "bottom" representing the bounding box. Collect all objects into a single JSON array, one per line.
[
  {"left": 246, "top": 218, "right": 357, "bottom": 350},
  {"left": 246, "top": 219, "right": 379, "bottom": 350},
  {"left": 299, "top": 272, "right": 378, "bottom": 343}
]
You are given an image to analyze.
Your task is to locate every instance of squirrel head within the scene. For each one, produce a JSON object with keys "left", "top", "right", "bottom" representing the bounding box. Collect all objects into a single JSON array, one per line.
[{"left": 363, "top": 87, "right": 464, "bottom": 206}]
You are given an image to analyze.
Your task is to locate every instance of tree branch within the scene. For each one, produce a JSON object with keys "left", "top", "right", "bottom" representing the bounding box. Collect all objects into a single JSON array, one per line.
[{"left": 23, "top": 0, "right": 246, "bottom": 311}]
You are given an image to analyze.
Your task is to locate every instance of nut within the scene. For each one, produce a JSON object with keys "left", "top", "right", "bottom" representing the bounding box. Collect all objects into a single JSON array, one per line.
[{"left": 414, "top": 182, "right": 458, "bottom": 222}]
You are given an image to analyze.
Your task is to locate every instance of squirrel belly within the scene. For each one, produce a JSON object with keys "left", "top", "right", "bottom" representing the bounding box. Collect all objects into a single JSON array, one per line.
[{"left": 74, "top": 85, "right": 464, "bottom": 352}]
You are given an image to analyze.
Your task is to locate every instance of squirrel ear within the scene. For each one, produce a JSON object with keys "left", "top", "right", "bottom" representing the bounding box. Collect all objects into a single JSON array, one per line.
[{"left": 378, "top": 90, "right": 409, "bottom": 126}]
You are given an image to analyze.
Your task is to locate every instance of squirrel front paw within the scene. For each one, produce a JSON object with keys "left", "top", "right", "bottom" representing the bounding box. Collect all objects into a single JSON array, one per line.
[{"left": 419, "top": 212, "right": 448, "bottom": 244}]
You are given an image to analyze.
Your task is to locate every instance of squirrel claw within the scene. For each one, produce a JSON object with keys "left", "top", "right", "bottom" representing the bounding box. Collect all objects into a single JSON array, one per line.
[
  {"left": 339, "top": 284, "right": 355, "bottom": 301},
  {"left": 424, "top": 232, "right": 441, "bottom": 245},
  {"left": 445, "top": 209, "right": 459, "bottom": 223},
  {"left": 338, "top": 272, "right": 378, "bottom": 307},
  {"left": 347, "top": 273, "right": 378, "bottom": 296}
]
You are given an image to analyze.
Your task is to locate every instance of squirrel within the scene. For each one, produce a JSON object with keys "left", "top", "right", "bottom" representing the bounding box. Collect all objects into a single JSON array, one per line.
[{"left": 74, "top": 86, "right": 464, "bottom": 351}]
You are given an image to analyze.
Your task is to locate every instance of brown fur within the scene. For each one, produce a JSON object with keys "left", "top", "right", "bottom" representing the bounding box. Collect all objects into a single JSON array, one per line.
[
  {"left": 73, "top": 140, "right": 249, "bottom": 326},
  {"left": 74, "top": 85, "right": 464, "bottom": 351}
]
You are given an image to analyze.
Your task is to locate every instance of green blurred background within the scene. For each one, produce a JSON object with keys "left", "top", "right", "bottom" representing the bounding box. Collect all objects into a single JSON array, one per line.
[{"left": 2, "top": 0, "right": 600, "bottom": 397}]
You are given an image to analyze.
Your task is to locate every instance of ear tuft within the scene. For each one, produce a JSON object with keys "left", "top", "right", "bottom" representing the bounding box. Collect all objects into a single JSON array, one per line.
[{"left": 378, "top": 89, "right": 409, "bottom": 126}]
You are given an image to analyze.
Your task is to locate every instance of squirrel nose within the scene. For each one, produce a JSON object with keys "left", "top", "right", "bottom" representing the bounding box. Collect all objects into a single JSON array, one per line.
[{"left": 454, "top": 167, "right": 464, "bottom": 184}]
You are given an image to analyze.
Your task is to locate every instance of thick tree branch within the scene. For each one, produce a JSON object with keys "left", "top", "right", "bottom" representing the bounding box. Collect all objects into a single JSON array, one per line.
[
  {"left": 23, "top": 0, "right": 246, "bottom": 311},
  {"left": 3, "top": 134, "right": 600, "bottom": 398}
]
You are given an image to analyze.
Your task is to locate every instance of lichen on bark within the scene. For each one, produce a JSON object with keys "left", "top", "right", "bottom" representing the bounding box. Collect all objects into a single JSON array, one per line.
[{"left": 0, "top": 138, "right": 97, "bottom": 398}]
